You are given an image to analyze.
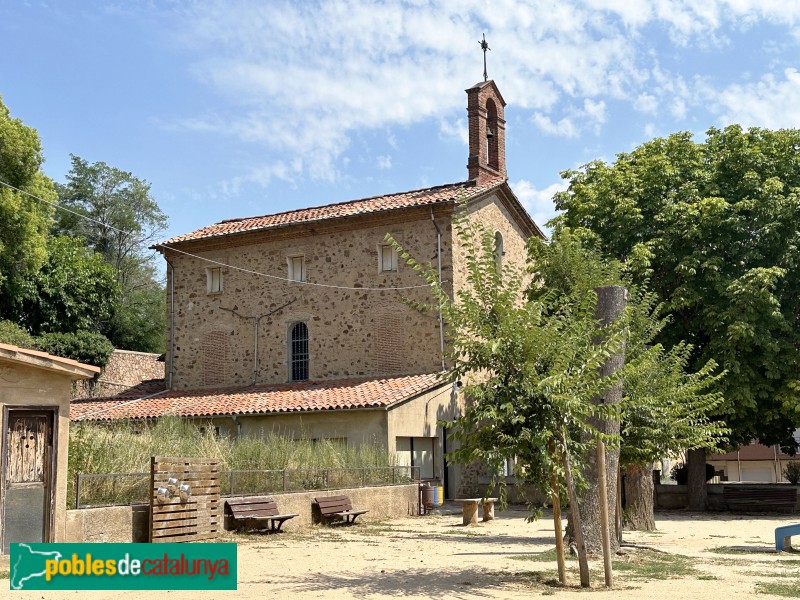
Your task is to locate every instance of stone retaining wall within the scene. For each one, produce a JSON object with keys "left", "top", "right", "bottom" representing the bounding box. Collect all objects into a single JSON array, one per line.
[
  {"left": 73, "top": 349, "right": 164, "bottom": 399},
  {"left": 65, "top": 483, "right": 419, "bottom": 543}
]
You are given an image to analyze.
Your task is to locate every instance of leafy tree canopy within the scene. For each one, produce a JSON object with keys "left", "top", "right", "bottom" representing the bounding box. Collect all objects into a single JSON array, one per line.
[
  {"left": 13, "top": 236, "right": 120, "bottom": 335},
  {"left": 55, "top": 155, "right": 167, "bottom": 353},
  {"left": 553, "top": 125, "right": 800, "bottom": 450},
  {"left": 0, "top": 96, "right": 55, "bottom": 307}
]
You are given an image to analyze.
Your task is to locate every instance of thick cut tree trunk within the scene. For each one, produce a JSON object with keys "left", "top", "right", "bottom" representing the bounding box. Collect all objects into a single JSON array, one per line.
[
  {"left": 578, "top": 285, "right": 627, "bottom": 555},
  {"left": 687, "top": 447, "right": 707, "bottom": 511},
  {"left": 623, "top": 463, "right": 656, "bottom": 531}
]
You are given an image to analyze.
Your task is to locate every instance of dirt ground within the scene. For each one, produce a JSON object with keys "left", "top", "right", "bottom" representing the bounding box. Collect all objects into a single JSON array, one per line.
[{"left": 11, "top": 504, "right": 800, "bottom": 599}]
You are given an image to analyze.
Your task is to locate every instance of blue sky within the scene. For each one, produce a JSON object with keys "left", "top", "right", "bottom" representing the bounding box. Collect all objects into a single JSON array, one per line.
[{"left": 2, "top": 1, "right": 800, "bottom": 242}]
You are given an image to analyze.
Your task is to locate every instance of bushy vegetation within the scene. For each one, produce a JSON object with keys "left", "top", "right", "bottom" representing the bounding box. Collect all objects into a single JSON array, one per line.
[
  {"left": 0, "top": 319, "right": 113, "bottom": 367},
  {"left": 68, "top": 418, "right": 404, "bottom": 508},
  {"left": 783, "top": 461, "right": 800, "bottom": 485}
]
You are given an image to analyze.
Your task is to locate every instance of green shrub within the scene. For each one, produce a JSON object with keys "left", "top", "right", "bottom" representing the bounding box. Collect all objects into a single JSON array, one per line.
[
  {"left": 0, "top": 320, "right": 37, "bottom": 349},
  {"left": 670, "top": 462, "right": 715, "bottom": 484},
  {"left": 784, "top": 461, "right": 800, "bottom": 485},
  {"left": 36, "top": 330, "right": 113, "bottom": 367}
]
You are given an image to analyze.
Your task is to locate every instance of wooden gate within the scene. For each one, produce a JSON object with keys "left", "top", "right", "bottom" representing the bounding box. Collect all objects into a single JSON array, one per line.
[{"left": 149, "top": 456, "right": 220, "bottom": 543}]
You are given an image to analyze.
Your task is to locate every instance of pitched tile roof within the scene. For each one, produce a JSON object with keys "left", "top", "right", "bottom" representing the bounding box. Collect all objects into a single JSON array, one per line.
[
  {"left": 159, "top": 179, "right": 505, "bottom": 245},
  {"left": 71, "top": 373, "right": 447, "bottom": 422},
  {"left": 0, "top": 342, "right": 101, "bottom": 377}
]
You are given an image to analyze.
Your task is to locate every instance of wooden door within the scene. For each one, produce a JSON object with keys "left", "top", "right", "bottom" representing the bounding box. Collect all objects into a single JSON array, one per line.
[{"left": 2, "top": 410, "right": 54, "bottom": 554}]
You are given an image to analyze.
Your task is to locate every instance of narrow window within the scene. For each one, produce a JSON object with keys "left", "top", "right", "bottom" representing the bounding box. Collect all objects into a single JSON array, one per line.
[
  {"left": 288, "top": 255, "right": 306, "bottom": 282},
  {"left": 206, "top": 267, "right": 222, "bottom": 294},
  {"left": 494, "top": 232, "right": 504, "bottom": 269},
  {"left": 290, "top": 322, "right": 309, "bottom": 381},
  {"left": 379, "top": 244, "right": 397, "bottom": 272}
]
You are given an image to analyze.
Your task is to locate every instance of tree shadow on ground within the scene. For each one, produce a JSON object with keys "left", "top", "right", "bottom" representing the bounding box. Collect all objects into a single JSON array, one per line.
[{"left": 244, "top": 567, "right": 561, "bottom": 598}]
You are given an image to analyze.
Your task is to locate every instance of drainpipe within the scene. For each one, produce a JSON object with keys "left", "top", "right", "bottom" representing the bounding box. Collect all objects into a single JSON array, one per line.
[
  {"left": 165, "top": 257, "right": 176, "bottom": 390},
  {"left": 253, "top": 299, "right": 297, "bottom": 385},
  {"left": 430, "top": 208, "right": 446, "bottom": 371},
  {"left": 221, "top": 299, "right": 297, "bottom": 385}
]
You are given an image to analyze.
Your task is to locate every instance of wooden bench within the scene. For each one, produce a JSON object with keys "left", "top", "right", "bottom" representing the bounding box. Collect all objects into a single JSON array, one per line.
[
  {"left": 775, "top": 523, "right": 800, "bottom": 551},
  {"left": 224, "top": 497, "right": 298, "bottom": 532},
  {"left": 454, "top": 498, "right": 499, "bottom": 525},
  {"left": 315, "top": 495, "right": 368, "bottom": 525},
  {"left": 722, "top": 486, "right": 797, "bottom": 513}
]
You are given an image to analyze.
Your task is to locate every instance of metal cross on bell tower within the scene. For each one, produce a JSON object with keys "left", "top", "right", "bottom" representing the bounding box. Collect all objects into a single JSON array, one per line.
[{"left": 479, "top": 33, "right": 490, "bottom": 82}]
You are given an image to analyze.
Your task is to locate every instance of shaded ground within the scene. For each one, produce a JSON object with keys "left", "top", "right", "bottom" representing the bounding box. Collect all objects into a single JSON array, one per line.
[{"left": 11, "top": 505, "right": 800, "bottom": 598}]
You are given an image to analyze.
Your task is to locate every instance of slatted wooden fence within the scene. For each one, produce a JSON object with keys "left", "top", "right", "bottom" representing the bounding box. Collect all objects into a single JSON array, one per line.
[{"left": 149, "top": 456, "right": 220, "bottom": 543}]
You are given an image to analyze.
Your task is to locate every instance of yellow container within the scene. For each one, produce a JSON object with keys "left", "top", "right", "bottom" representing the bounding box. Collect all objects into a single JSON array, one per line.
[{"left": 436, "top": 486, "right": 444, "bottom": 506}]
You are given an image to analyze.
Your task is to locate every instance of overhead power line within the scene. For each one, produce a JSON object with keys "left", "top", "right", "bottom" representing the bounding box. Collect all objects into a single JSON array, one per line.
[{"left": 0, "top": 179, "right": 437, "bottom": 292}]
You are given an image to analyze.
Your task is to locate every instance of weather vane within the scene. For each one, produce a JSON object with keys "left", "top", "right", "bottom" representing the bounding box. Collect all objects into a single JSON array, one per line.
[{"left": 479, "top": 33, "right": 490, "bottom": 82}]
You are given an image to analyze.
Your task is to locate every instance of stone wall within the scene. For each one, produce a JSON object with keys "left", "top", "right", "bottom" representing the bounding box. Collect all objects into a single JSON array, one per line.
[
  {"left": 165, "top": 207, "right": 455, "bottom": 390},
  {"left": 73, "top": 349, "right": 164, "bottom": 398},
  {"left": 65, "top": 483, "right": 419, "bottom": 542}
]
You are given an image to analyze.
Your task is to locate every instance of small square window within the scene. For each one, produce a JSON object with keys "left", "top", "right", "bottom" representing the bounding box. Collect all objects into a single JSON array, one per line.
[
  {"left": 379, "top": 244, "right": 397, "bottom": 272},
  {"left": 288, "top": 256, "right": 306, "bottom": 282},
  {"left": 206, "top": 267, "right": 222, "bottom": 294}
]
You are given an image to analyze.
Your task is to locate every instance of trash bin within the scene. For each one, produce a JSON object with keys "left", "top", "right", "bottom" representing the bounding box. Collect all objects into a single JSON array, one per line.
[{"left": 421, "top": 484, "right": 435, "bottom": 510}]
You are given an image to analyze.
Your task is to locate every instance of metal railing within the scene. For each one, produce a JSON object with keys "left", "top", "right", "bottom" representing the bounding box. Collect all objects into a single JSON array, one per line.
[{"left": 73, "top": 465, "right": 421, "bottom": 509}]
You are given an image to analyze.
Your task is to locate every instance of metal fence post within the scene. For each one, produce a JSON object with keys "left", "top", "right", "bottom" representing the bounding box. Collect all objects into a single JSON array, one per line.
[
  {"left": 282, "top": 469, "right": 286, "bottom": 492},
  {"left": 229, "top": 471, "right": 235, "bottom": 497},
  {"left": 75, "top": 473, "right": 81, "bottom": 510}
]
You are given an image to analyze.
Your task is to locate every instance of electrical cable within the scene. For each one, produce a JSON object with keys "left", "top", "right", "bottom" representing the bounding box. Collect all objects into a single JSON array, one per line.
[{"left": 0, "top": 178, "right": 438, "bottom": 292}]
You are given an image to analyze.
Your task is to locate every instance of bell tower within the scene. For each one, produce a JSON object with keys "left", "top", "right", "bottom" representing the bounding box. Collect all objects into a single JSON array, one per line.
[{"left": 466, "top": 80, "right": 507, "bottom": 184}]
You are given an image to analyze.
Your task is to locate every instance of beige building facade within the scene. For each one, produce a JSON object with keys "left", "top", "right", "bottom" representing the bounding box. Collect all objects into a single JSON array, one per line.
[
  {"left": 74, "top": 79, "right": 542, "bottom": 498},
  {"left": 1, "top": 343, "right": 99, "bottom": 554}
]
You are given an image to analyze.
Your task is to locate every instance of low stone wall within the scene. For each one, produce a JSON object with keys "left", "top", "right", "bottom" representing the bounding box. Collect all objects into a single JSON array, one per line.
[
  {"left": 65, "top": 483, "right": 419, "bottom": 543},
  {"left": 66, "top": 504, "right": 150, "bottom": 543},
  {"left": 73, "top": 349, "right": 164, "bottom": 399},
  {"left": 655, "top": 483, "right": 800, "bottom": 511}
]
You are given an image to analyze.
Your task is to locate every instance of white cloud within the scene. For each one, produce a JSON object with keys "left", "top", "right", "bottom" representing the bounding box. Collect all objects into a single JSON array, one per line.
[
  {"left": 634, "top": 93, "right": 658, "bottom": 114},
  {"left": 163, "top": 0, "right": 800, "bottom": 186},
  {"left": 532, "top": 98, "right": 606, "bottom": 137},
  {"left": 376, "top": 155, "right": 392, "bottom": 170},
  {"left": 714, "top": 68, "right": 800, "bottom": 128},
  {"left": 439, "top": 118, "right": 468, "bottom": 145},
  {"left": 510, "top": 179, "right": 568, "bottom": 232}
]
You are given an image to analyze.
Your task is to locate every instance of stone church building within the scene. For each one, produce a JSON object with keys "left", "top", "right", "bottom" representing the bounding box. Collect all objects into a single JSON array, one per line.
[{"left": 71, "top": 79, "right": 543, "bottom": 498}]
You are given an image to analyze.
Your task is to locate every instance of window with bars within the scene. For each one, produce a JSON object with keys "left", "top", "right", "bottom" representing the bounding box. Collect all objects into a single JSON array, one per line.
[
  {"left": 288, "top": 255, "right": 306, "bottom": 282},
  {"left": 290, "top": 322, "right": 309, "bottom": 381}
]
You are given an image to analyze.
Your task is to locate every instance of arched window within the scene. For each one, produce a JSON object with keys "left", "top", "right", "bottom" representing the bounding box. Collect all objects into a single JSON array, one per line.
[
  {"left": 494, "top": 232, "right": 504, "bottom": 269},
  {"left": 290, "top": 322, "right": 309, "bottom": 381},
  {"left": 486, "top": 98, "right": 499, "bottom": 170}
]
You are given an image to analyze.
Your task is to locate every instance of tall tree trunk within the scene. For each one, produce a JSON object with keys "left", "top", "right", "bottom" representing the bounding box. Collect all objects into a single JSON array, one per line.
[
  {"left": 622, "top": 462, "right": 656, "bottom": 531},
  {"left": 578, "top": 285, "right": 627, "bottom": 554},
  {"left": 687, "top": 447, "right": 707, "bottom": 511}
]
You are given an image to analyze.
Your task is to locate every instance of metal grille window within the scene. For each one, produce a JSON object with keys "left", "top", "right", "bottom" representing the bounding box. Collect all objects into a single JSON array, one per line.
[{"left": 290, "top": 322, "right": 309, "bottom": 381}]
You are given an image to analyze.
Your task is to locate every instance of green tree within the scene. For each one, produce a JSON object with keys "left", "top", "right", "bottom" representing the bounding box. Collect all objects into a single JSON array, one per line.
[
  {"left": 392, "top": 219, "right": 627, "bottom": 586},
  {"left": 13, "top": 236, "right": 119, "bottom": 335},
  {"left": 553, "top": 126, "right": 800, "bottom": 454},
  {"left": 0, "top": 96, "right": 55, "bottom": 315},
  {"left": 529, "top": 231, "right": 727, "bottom": 531},
  {"left": 56, "top": 155, "right": 167, "bottom": 352}
]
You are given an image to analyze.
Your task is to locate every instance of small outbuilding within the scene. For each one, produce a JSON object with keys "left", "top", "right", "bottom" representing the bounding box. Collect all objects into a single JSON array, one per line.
[{"left": 0, "top": 343, "right": 99, "bottom": 554}]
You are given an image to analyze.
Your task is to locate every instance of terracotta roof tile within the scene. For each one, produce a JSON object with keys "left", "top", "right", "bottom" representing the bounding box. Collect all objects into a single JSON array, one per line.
[
  {"left": 0, "top": 342, "right": 101, "bottom": 375},
  {"left": 159, "top": 179, "right": 504, "bottom": 246},
  {"left": 71, "top": 373, "right": 447, "bottom": 422}
]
